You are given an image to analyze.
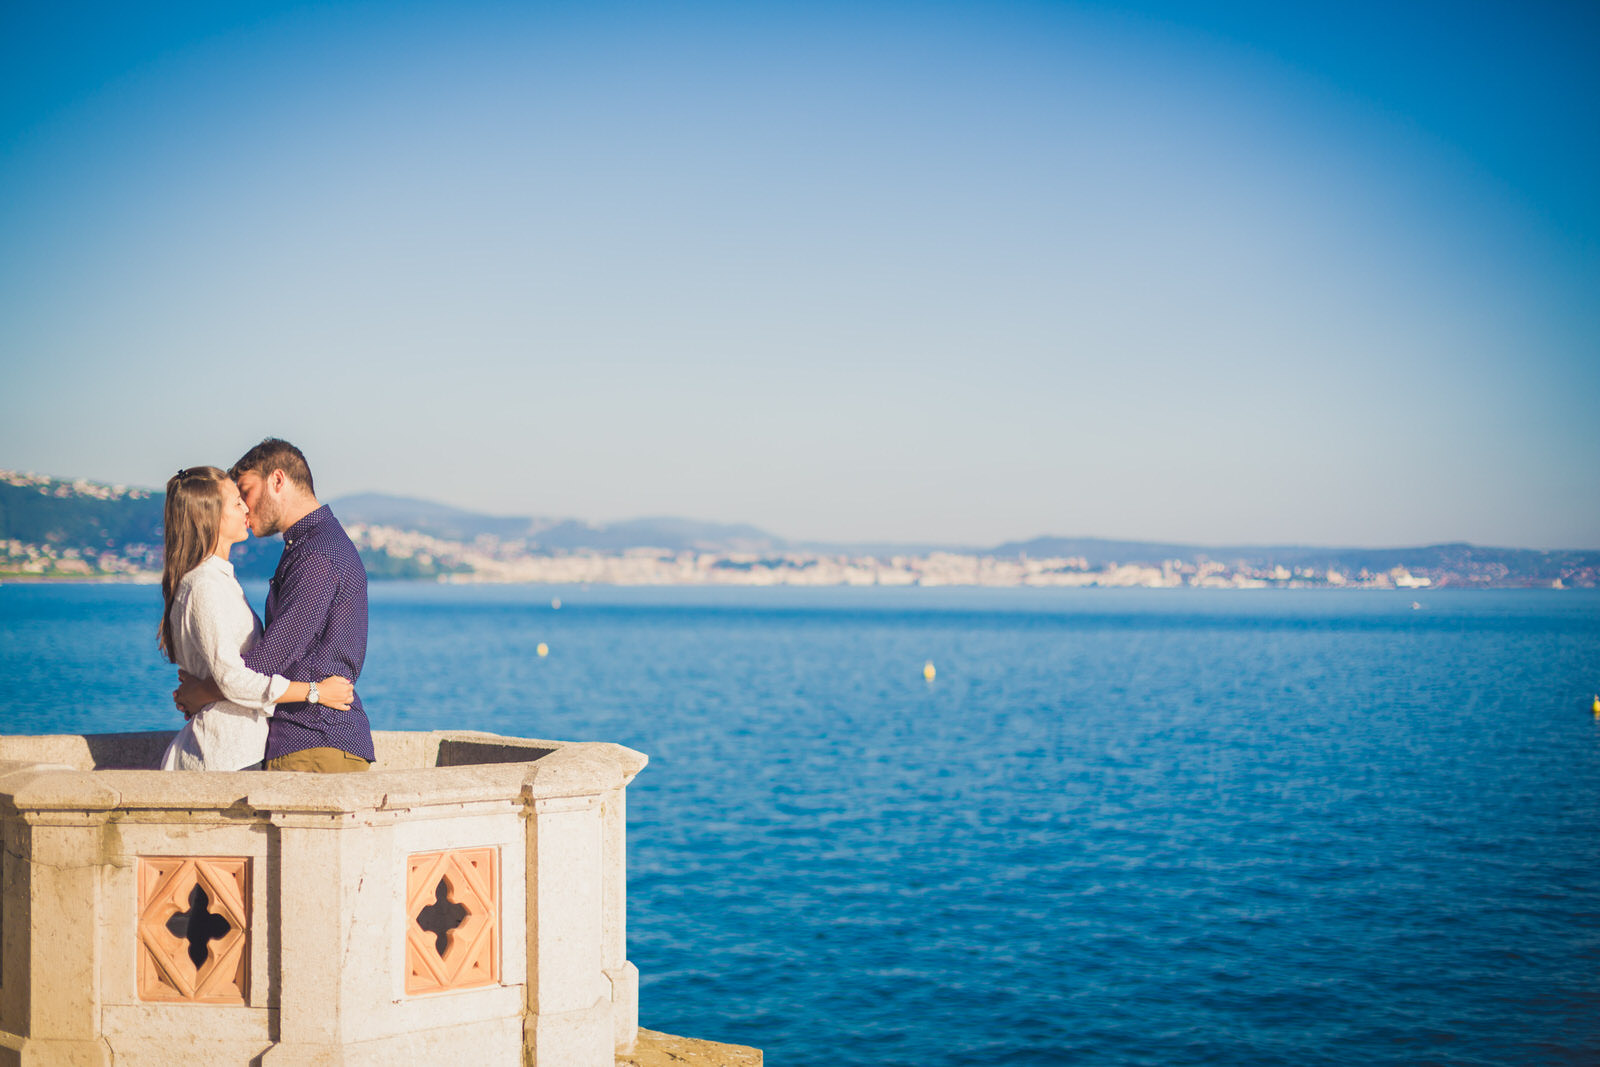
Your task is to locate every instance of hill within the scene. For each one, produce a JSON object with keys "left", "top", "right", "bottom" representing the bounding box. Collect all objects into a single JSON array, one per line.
[
  {"left": 3, "top": 468, "right": 1596, "bottom": 586},
  {"left": 331, "top": 494, "right": 785, "bottom": 553}
]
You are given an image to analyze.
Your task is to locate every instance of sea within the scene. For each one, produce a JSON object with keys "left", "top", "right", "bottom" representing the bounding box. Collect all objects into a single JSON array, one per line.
[{"left": 2, "top": 582, "right": 1598, "bottom": 1066}]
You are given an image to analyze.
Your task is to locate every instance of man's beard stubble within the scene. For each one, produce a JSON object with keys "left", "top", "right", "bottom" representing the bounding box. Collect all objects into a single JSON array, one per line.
[{"left": 253, "top": 495, "right": 285, "bottom": 538}]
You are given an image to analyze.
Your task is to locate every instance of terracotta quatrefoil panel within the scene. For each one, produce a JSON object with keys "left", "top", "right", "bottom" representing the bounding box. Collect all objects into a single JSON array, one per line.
[
  {"left": 137, "top": 857, "right": 250, "bottom": 1003},
  {"left": 405, "top": 847, "right": 500, "bottom": 995}
]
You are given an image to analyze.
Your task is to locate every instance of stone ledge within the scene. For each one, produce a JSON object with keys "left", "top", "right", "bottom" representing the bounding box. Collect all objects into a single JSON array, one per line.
[
  {"left": 619, "top": 1028, "right": 763, "bottom": 1067},
  {"left": 0, "top": 731, "right": 647, "bottom": 814}
]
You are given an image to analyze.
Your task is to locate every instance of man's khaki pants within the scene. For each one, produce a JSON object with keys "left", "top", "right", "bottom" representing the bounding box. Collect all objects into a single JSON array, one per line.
[{"left": 266, "top": 747, "right": 371, "bottom": 773}]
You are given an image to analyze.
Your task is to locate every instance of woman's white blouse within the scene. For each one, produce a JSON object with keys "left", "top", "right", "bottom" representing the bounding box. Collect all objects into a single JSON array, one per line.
[{"left": 160, "top": 555, "right": 290, "bottom": 771}]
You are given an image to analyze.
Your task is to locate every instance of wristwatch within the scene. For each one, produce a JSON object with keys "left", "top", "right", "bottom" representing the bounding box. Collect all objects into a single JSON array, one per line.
[{"left": 308, "top": 681, "right": 320, "bottom": 705}]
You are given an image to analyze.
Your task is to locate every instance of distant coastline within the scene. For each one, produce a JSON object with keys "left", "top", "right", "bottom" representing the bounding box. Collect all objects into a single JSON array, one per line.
[{"left": 4, "top": 469, "right": 1596, "bottom": 589}]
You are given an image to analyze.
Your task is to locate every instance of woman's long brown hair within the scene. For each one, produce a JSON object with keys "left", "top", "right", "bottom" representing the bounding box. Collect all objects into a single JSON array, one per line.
[{"left": 158, "top": 466, "right": 229, "bottom": 662}]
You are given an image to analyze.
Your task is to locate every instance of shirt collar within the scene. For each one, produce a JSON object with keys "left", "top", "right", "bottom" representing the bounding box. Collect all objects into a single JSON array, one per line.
[
  {"left": 283, "top": 504, "right": 330, "bottom": 548},
  {"left": 201, "top": 554, "right": 235, "bottom": 577}
]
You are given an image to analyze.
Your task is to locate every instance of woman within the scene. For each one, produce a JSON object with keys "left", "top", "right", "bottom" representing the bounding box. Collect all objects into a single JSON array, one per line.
[{"left": 158, "top": 466, "right": 354, "bottom": 771}]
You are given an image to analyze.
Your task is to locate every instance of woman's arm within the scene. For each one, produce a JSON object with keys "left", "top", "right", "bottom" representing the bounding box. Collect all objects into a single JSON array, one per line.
[
  {"left": 176, "top": 671, "right": 354, "bottom": 712},
  {"left": 183, "top": 675, "right": 355, "bottom": 710}
]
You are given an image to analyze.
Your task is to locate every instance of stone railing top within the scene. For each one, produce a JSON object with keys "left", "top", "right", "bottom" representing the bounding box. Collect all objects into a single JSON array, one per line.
[{"left": 0, "top": 729, "right": 647, "bottom": 814}]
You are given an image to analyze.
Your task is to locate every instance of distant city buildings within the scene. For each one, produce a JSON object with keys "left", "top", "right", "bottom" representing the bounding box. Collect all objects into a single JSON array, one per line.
[
  {"left": 345, "top": 523, "right": 1447, "bottom": 589},
  {"left": 2, "top": 468, "right": 152, "bottom": 501},
  {"left": 2, "top": 469, "right": 1593, "bottom": 587},
  {"left": 1, "top": 470, "right": 160, "bottom": 579}
]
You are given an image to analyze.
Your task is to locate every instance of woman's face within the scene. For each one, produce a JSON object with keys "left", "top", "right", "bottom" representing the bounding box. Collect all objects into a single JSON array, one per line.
[{"left": 216, "top": 478, "right": 251, "bottom": 551}]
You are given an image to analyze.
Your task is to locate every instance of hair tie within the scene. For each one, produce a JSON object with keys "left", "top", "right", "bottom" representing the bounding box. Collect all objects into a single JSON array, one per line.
[{"left": 176, "top": 468, "right": 189, "bottom": 479}]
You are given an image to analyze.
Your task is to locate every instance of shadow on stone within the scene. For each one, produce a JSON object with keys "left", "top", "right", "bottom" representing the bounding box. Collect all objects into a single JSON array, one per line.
[
  {"left": 83, "top": 731, "right": 172, "bottom": 769},
  {"left": 436, "top": 740, "right": 556, "bottom": 766}
]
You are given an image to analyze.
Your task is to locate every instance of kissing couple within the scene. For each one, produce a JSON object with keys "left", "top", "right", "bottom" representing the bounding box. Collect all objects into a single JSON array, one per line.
[{"left": 159, "top": 438, "right": 375, "bottom": 773}]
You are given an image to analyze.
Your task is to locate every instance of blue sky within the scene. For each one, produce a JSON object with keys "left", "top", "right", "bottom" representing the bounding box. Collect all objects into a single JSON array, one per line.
[{"left": 2, "top": 1, "right": 1596, "bottom": 548}]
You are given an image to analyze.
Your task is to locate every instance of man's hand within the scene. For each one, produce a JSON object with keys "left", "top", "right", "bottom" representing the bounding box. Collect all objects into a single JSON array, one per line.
[{"left": 174, "top": 670, "right": 222, "bottom": 718}]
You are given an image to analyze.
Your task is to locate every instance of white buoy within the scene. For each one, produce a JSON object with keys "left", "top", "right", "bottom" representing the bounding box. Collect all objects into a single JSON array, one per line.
[
  {"left": 551, "top": 598, "right": 561, "bottom": 610},
  {"left": 536, "top": 642, "right": 549, "bottom": 657}
]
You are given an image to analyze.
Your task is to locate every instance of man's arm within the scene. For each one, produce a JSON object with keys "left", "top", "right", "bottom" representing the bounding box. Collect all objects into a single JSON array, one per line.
[{"left": 241, "top": 550, "right": 339, "bottom": 677}]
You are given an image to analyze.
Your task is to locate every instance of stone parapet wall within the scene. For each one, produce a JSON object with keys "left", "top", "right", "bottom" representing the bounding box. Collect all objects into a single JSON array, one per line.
[{"left": 0, "top": 730, "right": 645, "bottom": 1066}]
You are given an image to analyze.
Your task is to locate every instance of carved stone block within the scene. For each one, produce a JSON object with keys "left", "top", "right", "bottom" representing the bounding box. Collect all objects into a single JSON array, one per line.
[
  {"left": 136, "top": 856, "right": 250, "bottom": 1004},
  {"left": 405, "top": 846, "right": 499, "bottom": 995}
]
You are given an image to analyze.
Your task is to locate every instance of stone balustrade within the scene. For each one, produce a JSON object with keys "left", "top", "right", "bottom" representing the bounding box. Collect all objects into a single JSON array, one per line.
[{"left": 0, "top": 730, "right": 645, "bottom": 1065}]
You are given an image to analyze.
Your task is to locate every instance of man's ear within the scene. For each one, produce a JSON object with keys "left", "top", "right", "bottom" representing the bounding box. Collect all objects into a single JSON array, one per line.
[{"left": 269, "top": 469, "right": 288, "bottom": 493}]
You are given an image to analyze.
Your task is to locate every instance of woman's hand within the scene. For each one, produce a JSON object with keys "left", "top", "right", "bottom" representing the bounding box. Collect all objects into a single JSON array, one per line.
[{"left": 318, "top": 675, "right": 355, "bottom": 710}]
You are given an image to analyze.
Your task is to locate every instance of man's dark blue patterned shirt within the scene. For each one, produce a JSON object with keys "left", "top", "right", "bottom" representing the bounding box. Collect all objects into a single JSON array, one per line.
[{"left": 242, "top": 505, "right": 374, "bottom": 762}]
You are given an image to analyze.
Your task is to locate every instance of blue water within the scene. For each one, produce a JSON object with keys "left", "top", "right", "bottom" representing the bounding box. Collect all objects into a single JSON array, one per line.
[{"left": 3, "top": 583, "right": 1598, "bottom": 1065}]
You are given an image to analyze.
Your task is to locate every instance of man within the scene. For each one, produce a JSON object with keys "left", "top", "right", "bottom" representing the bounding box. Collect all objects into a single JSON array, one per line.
[{"left": 176, "top": 438, "right": 374, "bottom": 772}]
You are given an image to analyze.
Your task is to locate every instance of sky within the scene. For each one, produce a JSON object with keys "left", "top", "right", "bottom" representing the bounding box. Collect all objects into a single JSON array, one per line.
[{"left": 2, "top": 0, "right": 1596, "bottom": 549}]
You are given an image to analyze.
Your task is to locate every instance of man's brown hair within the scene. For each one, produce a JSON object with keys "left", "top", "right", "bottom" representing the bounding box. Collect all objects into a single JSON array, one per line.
[{"left": 230, "top": 437, "right": 315, "bottom": 494}]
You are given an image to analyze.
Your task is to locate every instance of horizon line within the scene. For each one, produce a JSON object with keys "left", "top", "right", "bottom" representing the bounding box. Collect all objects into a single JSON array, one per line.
[{"left": 5, "top": 467, "right": 1597, "bottom": 555}]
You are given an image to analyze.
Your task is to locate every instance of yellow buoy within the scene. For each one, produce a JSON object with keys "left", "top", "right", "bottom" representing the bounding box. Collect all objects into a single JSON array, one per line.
[
  {"left": 923, "top": 660, "right": 936, "bottom": 681},
  {"left": 537, "top": 643, "right": 549, "bottom": 657},
  {"left": 1592, "top": 694, "right": 1599, "bottom": 717}
]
